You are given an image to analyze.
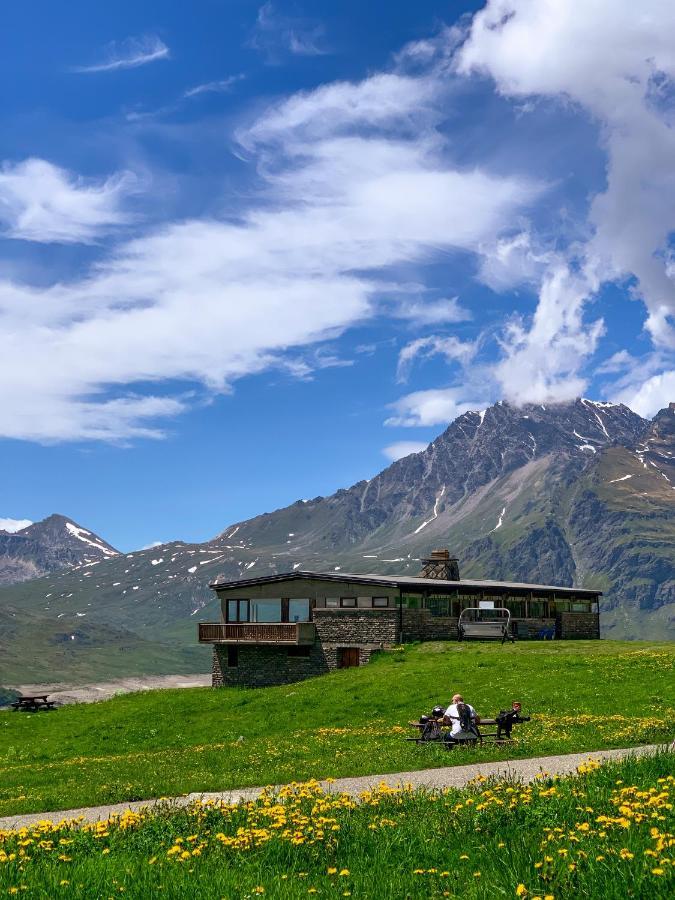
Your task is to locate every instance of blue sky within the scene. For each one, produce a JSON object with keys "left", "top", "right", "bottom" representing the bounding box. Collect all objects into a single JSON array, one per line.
[{"left": 1, "top": 0, "right": 674, "bottom": 550}]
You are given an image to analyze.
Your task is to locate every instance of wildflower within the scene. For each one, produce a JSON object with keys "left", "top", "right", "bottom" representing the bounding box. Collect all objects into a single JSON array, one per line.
[
  {"left": 619, "top": 849, "right": 634, "bottom": 860},
  {"left": 253, "top": 889, "right": 265, "bottom": 895},
  {"left": 102, "top": 848, "right": 110, "bottom": 855},
  {"left": 327, "top": 867, "right": 337, "bottom": 875},
  {"left": 651, "top": 868, "right": 664, "bottom": 876},
  {"left": 473, "top": 871, "right": 481, "bottom": 877},
  {"left": 60, "top": 882, "right": 70, "bottom": 887},
  {"left": 339, "top": 869, "right": 350, "bottom": 877},
  {"left": 516, "top": 885, "right": 528, "bottom": 897},
  {"left": 460, "top": 854, "right": 469, "bottom": 860}
]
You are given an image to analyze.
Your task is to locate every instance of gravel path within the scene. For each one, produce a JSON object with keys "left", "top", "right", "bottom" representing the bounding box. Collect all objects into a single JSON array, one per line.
[
  {"left": 0, "top": 744, "right": 665, "bottom": 832},
  {"left": 6, "top": 674, "right": 212, "bottom": 706}
]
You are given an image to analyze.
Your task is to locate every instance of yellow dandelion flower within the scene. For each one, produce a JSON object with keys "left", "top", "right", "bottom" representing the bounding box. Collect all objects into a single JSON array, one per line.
[
  {"left": 516, "top": 886, "right": 528, "bottom": 898},
  {"left": 328, "top": 867, "right": 337, "bottom": 875},
  {"left": 651, "top": 868, "right": 664, "bottom": 876},
  {"left": 339, "top": 869, "right": 350, "bottom": 877}
]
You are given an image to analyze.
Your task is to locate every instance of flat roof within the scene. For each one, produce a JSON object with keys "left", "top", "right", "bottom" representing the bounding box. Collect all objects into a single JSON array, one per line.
[{"left": 210, "top": 570, "right": 602, "bottom": 597}]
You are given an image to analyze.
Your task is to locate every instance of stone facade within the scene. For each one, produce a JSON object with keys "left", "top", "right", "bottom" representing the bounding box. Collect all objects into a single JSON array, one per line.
[{"left": 556, "top": 612, "right": 600, "bottom": 639}]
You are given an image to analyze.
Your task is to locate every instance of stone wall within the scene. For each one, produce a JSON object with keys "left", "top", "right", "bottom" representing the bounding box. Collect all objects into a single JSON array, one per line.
[
  {"left": 557, "top": 612, "right": 600, "bottom": 639},
  {"left": 401, "top": 609, "right": 457, "bottom": 641},
  {"left": 313, "top": 608, "right": 399, "bottom": 644},
  {"left": 212, "top": 644, "right": 330, "bottom": 688}
]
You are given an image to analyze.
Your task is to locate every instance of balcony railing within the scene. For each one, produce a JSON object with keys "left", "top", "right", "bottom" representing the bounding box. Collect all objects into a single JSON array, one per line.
[{"left": 198, "top": 622, "right": 316, "bottom": 645}]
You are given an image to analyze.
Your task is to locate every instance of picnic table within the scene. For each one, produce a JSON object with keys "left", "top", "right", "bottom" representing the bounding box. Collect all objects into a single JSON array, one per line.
[{"left": 11, "top": 694, "right": 56, "bottom": 712}]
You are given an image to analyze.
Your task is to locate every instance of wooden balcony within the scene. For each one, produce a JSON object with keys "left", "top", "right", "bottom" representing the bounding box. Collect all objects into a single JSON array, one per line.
[{"left": 198, "top": 622, "right": 316, "bottom": 645}]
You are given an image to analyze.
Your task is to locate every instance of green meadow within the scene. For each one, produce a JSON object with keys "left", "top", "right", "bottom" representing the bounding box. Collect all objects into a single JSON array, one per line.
[
  {"left": 1, "top": 753, "right": 673, "bottom": 898},
  {"left": 1, "top": 641, "right": 673, "bottom": 818}
]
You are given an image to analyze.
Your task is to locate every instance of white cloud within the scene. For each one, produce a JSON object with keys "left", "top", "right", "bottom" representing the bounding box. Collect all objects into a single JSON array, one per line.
[
  {"left": 0, "top": 158, "right": 136, "bottom": 244},
  {"left": 396, "top": 335, "right": 477, "bottom": 382},
  {"left": 0, "top": 518, "right": 32, "bottom": 533},
  {"left": 0, "top": 61, "right": 538, "bottom": 442},
  {"left": 459, "top": 0, "right": 675, "bottom": 364},
  {"left": 615, "top": 370, "right": 675, "bottom": 418},
  {"left": 183, "top": 76, "right": 244, "bottom": 99},
  {"left": 382, "top": 440, "right": 429, "bottom": 462},
  {"left": 385, "top": 388, "right": 487, "bottom": 427},
  {"left": 493, "top": 264, "right": 605, "bottom": 404},
  {"left": 73, "top": 35, "right": 169, "bottom": 73}
]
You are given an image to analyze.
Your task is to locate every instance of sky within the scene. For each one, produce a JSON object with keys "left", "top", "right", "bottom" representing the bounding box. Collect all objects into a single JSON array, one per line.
[{"left": 1, "top": 0, "right": 674, "bottom": 551}]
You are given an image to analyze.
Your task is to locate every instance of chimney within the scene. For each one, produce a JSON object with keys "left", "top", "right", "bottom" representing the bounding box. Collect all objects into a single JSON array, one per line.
[{"left": 419, "top": 548, "right": 460, "bottom": 581}]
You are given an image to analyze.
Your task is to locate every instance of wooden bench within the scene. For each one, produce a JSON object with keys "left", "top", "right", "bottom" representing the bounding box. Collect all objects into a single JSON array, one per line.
[{"left": 11, "top": 694, "right": 57, "bottom": 712}]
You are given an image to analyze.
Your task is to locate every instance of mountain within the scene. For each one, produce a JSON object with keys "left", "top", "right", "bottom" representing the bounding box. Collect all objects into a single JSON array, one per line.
[
  {"left": 0, "top": 399, "right": 673, "bottom": 684},
  {"left": 0, "top": 514, "right": 119, "bottom": 585}
]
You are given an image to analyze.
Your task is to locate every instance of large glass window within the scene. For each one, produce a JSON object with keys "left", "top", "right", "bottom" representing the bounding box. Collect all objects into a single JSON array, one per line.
[
  {"left": 372, "top": 596, "right": 389, "bottom": 607},
  {"left": 289, "top": 598, "right": 311, "bottom": 622},
  {"left": 325, "top": 598, "right": 339, "bottom": 608},
  {"left": 227, "top": 599, "right": 249, "bottom": 622},
  {"left": 340, "top": 597, "right": 357, "bottom": 607},
  {"left": 250, "top": 599, "right": 282, "bottom": 622}
]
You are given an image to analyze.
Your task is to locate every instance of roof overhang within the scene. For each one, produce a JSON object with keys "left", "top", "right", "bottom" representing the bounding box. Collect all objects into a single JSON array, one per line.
[{"left": 209, "top": 570, "right": 602, "bottom": 597}]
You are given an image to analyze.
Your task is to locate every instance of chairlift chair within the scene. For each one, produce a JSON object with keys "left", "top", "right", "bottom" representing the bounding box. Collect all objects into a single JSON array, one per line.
[{"left": 457, "top": 607, "right": 514, "bottom": 644}]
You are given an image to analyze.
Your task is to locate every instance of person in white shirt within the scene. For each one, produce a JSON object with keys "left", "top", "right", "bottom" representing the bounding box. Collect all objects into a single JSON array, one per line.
[{"left": 443, "top": 693, "right": 478, "bottom": 736}]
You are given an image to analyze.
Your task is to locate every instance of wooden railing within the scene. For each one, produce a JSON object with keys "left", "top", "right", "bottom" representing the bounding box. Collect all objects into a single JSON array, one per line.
[{"left": 198, "top": 622, "right": 315, "bottom": 645}]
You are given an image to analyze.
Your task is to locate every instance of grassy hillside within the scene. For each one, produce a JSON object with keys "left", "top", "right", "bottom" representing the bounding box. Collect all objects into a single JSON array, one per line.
[
  {"left": 1, "top": 641, "right": 673, "bottom": 817},
  {"left": 1, "top": 754, "right": 673, "bottom": 898}
]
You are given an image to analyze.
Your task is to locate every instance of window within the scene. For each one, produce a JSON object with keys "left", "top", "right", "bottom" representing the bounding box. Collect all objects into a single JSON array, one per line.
[
  {"left": 250, "top": 599, "right": 282, "bottom": 622},
  {"left": 325, "top": 597, "right": 339, "bottom": 608},
  {"left": 340, "top": 597, "right": 357, "bottom": 607},
  {"left": 227, "top": 645, "right": 238, "bottom": 668},
  {"left": 506, "top": 599, "right": 526, "bottom": 618},
  {"left": 372, "top": 596, "right": 389, "bottom": 608},
  {"left": 426, "top": 596, "right": 450, "bottom": 617},
  {"left": 287, "top": 645, "right": 311, "bottom": 658},
  {"left": 227, "top": 599, "right": 249, "bottom": 623},
  {"left": 529, "top": 599, "right": 548, "bottom": 618},
  {"left": 288, "top": 598, "right": 310, "bottom": 622}
]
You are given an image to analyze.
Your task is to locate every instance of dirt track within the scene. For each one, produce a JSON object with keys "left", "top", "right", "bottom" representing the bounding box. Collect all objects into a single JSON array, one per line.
[{"left": 7, "top": 673, "right": 211, "bottom": 705}]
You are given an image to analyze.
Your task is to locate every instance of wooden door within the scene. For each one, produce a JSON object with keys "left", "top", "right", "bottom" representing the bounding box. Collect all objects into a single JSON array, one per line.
[{"left": 339, "top": 647, "right": 360, "bottom": 668}]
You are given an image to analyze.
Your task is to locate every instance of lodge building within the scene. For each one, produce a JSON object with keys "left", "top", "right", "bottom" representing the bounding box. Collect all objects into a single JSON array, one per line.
[{"left": 198, "top": 550, "right": 601, "bottom": 687}]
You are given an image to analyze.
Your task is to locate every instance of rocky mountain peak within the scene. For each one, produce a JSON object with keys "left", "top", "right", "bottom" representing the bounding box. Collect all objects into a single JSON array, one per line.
[{"left": 0, "top": 514, "right": 119, "bottom": 586}]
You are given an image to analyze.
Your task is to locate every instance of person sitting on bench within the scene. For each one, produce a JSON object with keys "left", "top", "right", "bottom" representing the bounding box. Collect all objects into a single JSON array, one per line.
[
  {"left": 495, "top": 701, "right": 530, "bottom": 739},
  {"left": 443, "top": 693, "right": 479, "bottom": 739}
]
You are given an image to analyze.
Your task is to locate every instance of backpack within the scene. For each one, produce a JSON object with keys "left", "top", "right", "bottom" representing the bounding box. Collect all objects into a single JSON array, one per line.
[{"left": 456, "top": 702, "right": 473, "bottom": 733}]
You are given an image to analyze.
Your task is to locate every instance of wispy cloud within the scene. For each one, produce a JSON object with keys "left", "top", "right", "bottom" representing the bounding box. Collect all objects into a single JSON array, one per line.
[
  {"left": 249, "top": 3, "right": 328, "bottom": 62},
  {"left": 0, "top": 56, "right": 537, "bottom": 442},
  {"left": 182, "top": 75, "right": 244, "bottom": 99},
  {"left": 72, "top": 35, "right": 169, "bottom": 74},
  {"left": 0, "top": 158, "right": 138, "bottom": 244}
]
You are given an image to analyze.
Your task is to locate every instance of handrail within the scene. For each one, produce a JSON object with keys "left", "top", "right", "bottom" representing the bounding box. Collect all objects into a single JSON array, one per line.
[{"left": 198, "top": 622, "right": 315, "bottom": 644}]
